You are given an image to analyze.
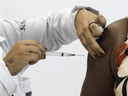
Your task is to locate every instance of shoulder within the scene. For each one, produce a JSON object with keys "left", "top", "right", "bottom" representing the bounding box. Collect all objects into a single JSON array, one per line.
[{"left": 98, "top": 18, "right": 128, "bottom": 78}]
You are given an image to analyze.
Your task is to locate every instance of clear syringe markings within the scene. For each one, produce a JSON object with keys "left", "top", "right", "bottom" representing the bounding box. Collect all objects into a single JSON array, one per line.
[{"left": 45, "top": 52, "right": 84, "bottom": 57}]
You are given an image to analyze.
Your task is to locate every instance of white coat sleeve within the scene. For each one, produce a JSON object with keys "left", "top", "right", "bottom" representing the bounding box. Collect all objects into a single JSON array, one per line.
[
  {"left": 19, "top": 6, "right": 79, "bottom": 51},
  {"left": 0, "top": 63, "right": 17, "bottom": 96},
  {"left": 0, "top": 6, "right": 78, "bottom": 52},
  {"left": 0, "top": 47, "right": 17, "bottom": 96},
  {"left": 19, "top": 6, "right": 99, "bottom": 51},
  {"left": 0, "top": 6, "right": 99, "bottom": 73},
  {"left": 0, "top": 6, "right": 99, "bottom": 52}
]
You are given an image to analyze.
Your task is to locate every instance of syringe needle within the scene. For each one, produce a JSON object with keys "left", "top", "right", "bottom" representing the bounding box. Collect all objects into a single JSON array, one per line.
[
  {"left": 68, "top": 54, "right": 84, "bottom": 56},
  {"left": 75, "top": 54, "right": 84, "bottom": 56}
]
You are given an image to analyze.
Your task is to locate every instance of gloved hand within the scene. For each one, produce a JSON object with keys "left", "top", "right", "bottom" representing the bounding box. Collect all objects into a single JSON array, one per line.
[
  {"left": 3, "top": 39, "right": 48, "bottom": 76},
  {"left": 75, "top": 9, "right": 106, "bottom": 59}
]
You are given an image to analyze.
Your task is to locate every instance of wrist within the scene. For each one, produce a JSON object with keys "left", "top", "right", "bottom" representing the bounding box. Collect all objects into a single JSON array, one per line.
[{"left": 3, "top": 59, "right": 16, "bottom": 76}]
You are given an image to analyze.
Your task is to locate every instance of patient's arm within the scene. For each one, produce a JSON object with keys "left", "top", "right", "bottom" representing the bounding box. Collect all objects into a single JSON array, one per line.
[{"left": 80, "top": 18, "right": 128, "bottom": 96}]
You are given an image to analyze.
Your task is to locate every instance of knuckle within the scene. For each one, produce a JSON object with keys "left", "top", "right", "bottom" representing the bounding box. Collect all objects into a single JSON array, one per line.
[
  {"left": 83, "top": 23, "right": 88, "bottom": 28},
  {"left": 98, "top": 15, "right": 103, "bottom": 18},
  {"left": 30, "top": 39, "right": 35, "bottom": 43},
  {"left": 99, "top": 15, "right": 106, "bottom": 21},
  {"left": 16, "top": 41, "right": 21, "bottom": 46},
  {"left": 16, "top": 44, "right": 23, "bottom": 50},
  {"left": 77, "top": 32, "right": 83, "bottom": 37},
  {"left": 90, "top": 23, "right": 96, "bottom": 30},
  {"left": 33, "top": 39, "right": 38, "bottom": 42},
  {"left": 83, "top": 25, "right": 88, "bottom": 31},
  {"left": 37, "top": 41, "right": 40, "bottom": 44},
  {"left": 36, "top": 47, "right": 40, "bottom": 52},
  {"left": 34, "top": 40, "right": 40, "bottom": 45},
  {"left": 97, "top": 15, "right": 106, "bottom": 26},
  {"left": 35, "top": 54, "right": 39, "bottom": 59},
  {"left": 17, "top": 40, "right": 21, "bottom": 44}
]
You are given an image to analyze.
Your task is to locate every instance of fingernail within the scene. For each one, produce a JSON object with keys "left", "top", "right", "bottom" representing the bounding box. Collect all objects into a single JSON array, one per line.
[
  {"left": 94, "top": 55, "right": 100, "bottom": 59},
  {"left": 44, "top": 55, "right": 46, "bottom": 59},
  {"left": 45, "top": 47, "right": 48, "bottom": 51},
  {"left": 100, "top": 53, "right": 105, "bottom": 57}
]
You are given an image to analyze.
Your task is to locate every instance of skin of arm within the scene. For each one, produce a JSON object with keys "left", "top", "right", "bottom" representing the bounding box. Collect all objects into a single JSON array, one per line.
[{"left": 80, "top": 18, "right": 128, "bottom": 96}]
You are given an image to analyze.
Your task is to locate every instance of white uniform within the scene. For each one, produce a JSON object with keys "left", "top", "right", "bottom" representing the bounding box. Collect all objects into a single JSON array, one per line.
[{"left": 0, "top": 6, "right": 99, "bottom": 96}]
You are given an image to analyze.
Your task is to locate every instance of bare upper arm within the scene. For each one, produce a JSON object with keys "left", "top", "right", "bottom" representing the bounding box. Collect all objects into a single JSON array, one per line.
[{"left": 80, "top": 18, "right": 128, "bottom": 96}]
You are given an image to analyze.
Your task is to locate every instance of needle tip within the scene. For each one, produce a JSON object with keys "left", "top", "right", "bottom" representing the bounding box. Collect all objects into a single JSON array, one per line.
[{"left": 75, "top": 54, "right": 85, "bottom": 56}]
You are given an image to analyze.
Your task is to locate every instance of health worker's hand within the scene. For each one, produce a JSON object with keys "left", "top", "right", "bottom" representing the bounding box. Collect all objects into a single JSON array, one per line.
[
  {"left": 125, "top": 17, "right": 128, "bottom": 19},
  {"left": 75, "top": 9, "right": 106, "bottom": 59},
  {"left": 3, "top": 39, "right": 48, "bottom": 76}
]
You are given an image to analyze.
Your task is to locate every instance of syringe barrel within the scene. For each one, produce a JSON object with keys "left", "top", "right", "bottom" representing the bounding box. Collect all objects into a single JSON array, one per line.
[{"left": 45, "top": 52, "right": 69, "bottom": 56}]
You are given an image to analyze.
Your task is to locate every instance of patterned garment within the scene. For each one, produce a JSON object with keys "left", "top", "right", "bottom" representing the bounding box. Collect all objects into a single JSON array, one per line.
[{"left": 115, "top": 39, "right": 128, "bottom": 96}]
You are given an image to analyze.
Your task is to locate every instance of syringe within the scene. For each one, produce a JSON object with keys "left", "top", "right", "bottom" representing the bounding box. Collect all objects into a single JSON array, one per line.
[{"left": 45, "top": 52, "right": 84, "bottom": 57}]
